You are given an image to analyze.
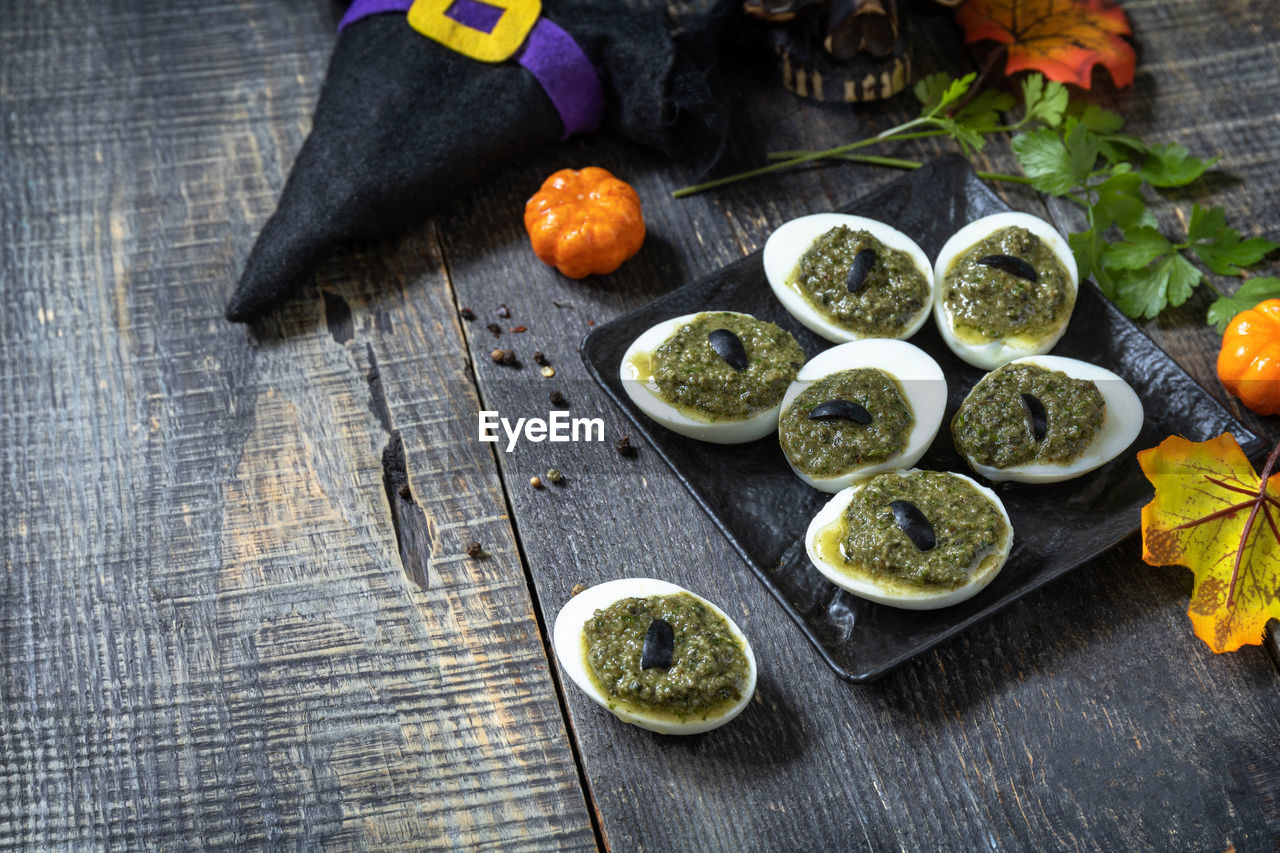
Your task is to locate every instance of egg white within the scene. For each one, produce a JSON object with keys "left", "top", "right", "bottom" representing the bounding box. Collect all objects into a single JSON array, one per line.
[
  {"left": 763, "top": 213, "right": 935, "bottom": 343},
  {"left": 933, "top": 211, "right": 1079, "bottom": 370},
  {"left": 552, "top": 578, "right": 758, "bottom": 735},
  {"left": 620, "top": 311, "right": 795, "bottom": 444},
  {"left": 956, "top": 355, "right": 1145, "bottom": 484},
  {"left": 805, "top": 470, "right": 1013, "bottom": 610},
  {"left": 778, "top": 339, "right": 947, "bottom": 492}
]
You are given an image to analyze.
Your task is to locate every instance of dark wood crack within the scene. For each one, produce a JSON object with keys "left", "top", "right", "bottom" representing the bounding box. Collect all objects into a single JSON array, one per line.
[{"left": 367, "top": 342, "right": 432, "bottom": 590}]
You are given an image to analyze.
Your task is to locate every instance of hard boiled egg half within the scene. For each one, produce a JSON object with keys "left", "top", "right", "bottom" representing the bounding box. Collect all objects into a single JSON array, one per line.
[
  {"left": 777, "top": 339, "right": 947, "bottom": 493},
  {"left": 553, "top": 578, "right": 758, "bottom": 735},
  {"left": 620, "top": 311, "right": 804, "bottom": 444},
  {"left": 805, "top": 470, "right": 1013, "bottom": 610},
  {"left": 933, "top": 211, "right": 1079, "bottom": 369},
  {"left": 763, "top": 213, "right": 934, "bottom": 342},
  {"left": 951, "top": 355, "right": 1144, "bottom": 483}
]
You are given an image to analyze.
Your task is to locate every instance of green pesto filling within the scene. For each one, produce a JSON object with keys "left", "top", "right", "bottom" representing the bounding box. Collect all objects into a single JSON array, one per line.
[
  {"left": 952, "top": 362, "right": 1105, "bottom": 468},
  {"left": 942, "top": 226, "right": 1072, "bottom": 339},
  {"left": 841, "top": 471, "right": 1007, "bottom": 588},
  {"left": 790, "top": 226, "right": 929, "bottom": 337},
  {"left": 779, "top": 368, "right": 913, "bottom": 477},
  {"left": 583, "top": 593, "right": 749, "bottom": 721},
  {"left": 652, "top": 312, "right": 804, "bottom": 420}
]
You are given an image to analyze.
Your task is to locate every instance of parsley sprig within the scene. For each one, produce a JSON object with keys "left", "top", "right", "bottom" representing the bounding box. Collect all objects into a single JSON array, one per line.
[{"left": 673, "top": 73, "right": 1277, "bottom": 330}]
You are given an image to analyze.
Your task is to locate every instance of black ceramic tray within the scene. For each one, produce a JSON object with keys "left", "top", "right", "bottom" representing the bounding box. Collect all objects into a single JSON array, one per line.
[{"left": 580, "top": 155, "right": 1265, "bottom": 682}]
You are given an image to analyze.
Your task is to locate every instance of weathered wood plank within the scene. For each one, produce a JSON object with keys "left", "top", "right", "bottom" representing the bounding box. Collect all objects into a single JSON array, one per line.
[
  {"left": 436, "top": 2, "right": 1280, "bottom": 849},
  {"left": 0, "top": 1, "right": 592, "bottom": 848}
]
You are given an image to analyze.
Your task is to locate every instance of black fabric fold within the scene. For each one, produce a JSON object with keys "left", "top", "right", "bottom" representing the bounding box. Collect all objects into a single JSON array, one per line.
[{"left": 226, "top": 0, "right": 730, "bottom": 322}]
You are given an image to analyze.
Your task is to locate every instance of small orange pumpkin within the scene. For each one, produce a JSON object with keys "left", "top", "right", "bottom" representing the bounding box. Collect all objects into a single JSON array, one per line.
[
  {"left": 524, "top": 167, "right": 645, "bottom": 278},
  {"left": 1218, "top": 298, "right": 1280, "bottom": 416}
]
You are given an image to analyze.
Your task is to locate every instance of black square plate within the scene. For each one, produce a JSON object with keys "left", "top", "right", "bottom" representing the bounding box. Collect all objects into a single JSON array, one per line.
[{"left": 580, "top": 155, "right": 1264, "bottom": 682}]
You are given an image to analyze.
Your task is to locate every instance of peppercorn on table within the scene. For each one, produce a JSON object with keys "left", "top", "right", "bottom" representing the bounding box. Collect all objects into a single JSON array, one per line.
[{"left": 2, "top": 1, "right": 1278, "bottom": 849}]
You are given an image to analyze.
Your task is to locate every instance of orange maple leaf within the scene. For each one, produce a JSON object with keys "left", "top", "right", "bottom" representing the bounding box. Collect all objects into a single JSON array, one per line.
[
  {"left": 1138, "top": 434, "right": 1280, "bottom": 653},
  {"left": 955, "top": 0, "right": 1136, "bottom": 89}
]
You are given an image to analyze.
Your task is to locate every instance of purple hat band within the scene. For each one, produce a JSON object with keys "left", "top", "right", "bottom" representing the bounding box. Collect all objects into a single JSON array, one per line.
[{"left": 338, "top": 0, "right": 604, "bottom": 139}]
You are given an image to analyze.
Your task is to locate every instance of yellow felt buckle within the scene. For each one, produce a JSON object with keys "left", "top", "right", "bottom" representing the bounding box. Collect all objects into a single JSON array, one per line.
[{"left": 407, "top": 0, "right": 541, "bottom": 63}]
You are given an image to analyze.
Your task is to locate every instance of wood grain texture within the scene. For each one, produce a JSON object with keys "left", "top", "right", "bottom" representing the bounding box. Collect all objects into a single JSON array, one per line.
[
  {"left": 2, "top": 0, "right": 1279, "bottom": 850},
  {"left": 437, "top": 3, "right": 1280, "bottom": 850},
  {"left": 0, "top": 1, "right": 592, "bottom": 848}
]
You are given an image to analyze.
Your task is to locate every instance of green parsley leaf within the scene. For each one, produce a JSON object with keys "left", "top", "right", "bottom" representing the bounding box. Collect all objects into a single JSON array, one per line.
[
  {"left": 1070, "top": 228, "right": 1109, "bottom": 293},
  {"left": 1187, "top": 204, "right": 1226, "bottom": 242},
  {"left": 1010, "top": 125, "right": 1098, "bottom": 196},
  {"left": 914, "top": 72, "right": 973, "bottom": 115},
  {"left": 913, "top": 72, "right": 951, "bottom": 109},
  {"left": 1166, "top": 254, "right": 1203, "bottom": 306},
  {"left": 1021, "top": 74, "right": 1069, "bottom": 128},
  {"left": 1135, "top": 142, "right": 1219, "bottom": 187},
  {"left": 1207, "top": 277, "right": 1280, "bottom": 332},
  {"left": 1112, "top": 254, "right": 1202, "bottom": 319},
  {"left": 1102, "top": 226, "right": 1173, "bottom": 269},
  {"left": 955, "top": 89, "right": 1017, "bottom": 131},
  {"left": 940, "top": 121, "right": 987, "bottom": 154},
  {"left": 1091, "top": 173, "right": 1157, "bottom": 232},
  {"left": 1071, "top": 104, "right": 1125, "bottom": 135},
  {"left": 1095, "top": 132, "right": 1147, "bottom": 166},
  {"left": 1187, "top": 204, "right": 1278, "bottom": 275}
]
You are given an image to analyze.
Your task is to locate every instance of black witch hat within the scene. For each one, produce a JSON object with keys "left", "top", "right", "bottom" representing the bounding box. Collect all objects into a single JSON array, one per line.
[{"left": 225, "top": 0, "right": 730, "bottom": 322}]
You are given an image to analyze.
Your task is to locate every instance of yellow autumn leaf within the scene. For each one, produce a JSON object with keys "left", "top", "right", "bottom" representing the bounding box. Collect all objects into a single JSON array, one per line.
[{"left": 1138, "top": 434, "right": 1280, "bottom": 653}]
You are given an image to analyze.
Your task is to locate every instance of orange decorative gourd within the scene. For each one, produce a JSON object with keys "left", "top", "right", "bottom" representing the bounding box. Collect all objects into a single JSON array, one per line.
[
  {"left": 1218, "top": 298, "right": 1280, "bottom": 416},
  {"left": 524, "top": 167, "right": 644, "bottom": 278}
]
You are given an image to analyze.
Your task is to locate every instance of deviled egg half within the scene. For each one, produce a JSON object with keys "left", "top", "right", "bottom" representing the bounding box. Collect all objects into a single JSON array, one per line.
[
  {"left": 620, "top": 310, "right": 805, "bottom": 443},
  {"left": 553, "top": 578, "right": 757, "bottom": 735},
  {"left": 763, "top": 213, "right": 934, "bottom": 343},
  {"left": 777, "top": 339, "right": 947, "bottom": 493},
  {"left": 934, "top": 212, "right": 1079, "bottom": 369},
  {"left": 806, "top": 469, "right": 1013, "bottom": 610},
  {"left": 951, "top": 355, "right": 1144, "bottom": 483}
]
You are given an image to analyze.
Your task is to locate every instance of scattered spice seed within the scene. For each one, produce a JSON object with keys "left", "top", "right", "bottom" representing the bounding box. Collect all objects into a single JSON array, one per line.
[
  {"left": 509, "top": 325, "right": 527, "bottom": 333},
  {"left": 466, "top": 541, "right": 485, "bottom": 559},
  {"left": 530, "top": 476, "right": 544, "bottom": 489},
  {"left": 615, "top": 436, "right": 636, "bottom": 457},
  {"left": 553, "top": 300, "right": 574, "bottom": 309},
  {"left": 533, "top": 351, "right": 548, "bottom": 366},
  {"left": 540, "top": 365, "right": 555, "bottom": 378},
  {"left": 545, "top": 468, "right": 565, "bottom": 485},
  {"left": 549, "top": 390, "right": 567, "bottom": 407},
  {"left": 459, "top": 307, "right": 475, "bottom": 321},
  {"left": 490, "top": 348, "right": 518, "bottom": 366},
  {"left": 571, "top": 583, "right": 586, "bottom": 596},
  {"left": 496, "top": 304, "right": 511, "bottom": 318},
  {"left": 486, "top": 323, "right": 502, "bottom": 337}
]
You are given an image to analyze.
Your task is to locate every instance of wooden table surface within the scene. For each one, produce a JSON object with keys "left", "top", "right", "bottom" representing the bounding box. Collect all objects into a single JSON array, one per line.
[{"left": 3, "top": 0, "right": 1279, "bottom": 849}]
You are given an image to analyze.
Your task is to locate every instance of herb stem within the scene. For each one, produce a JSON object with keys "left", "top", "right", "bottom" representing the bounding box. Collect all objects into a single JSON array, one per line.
[
  {"left": 767, "top": 150, "right": 1039, "bottom": 188},
  {"left": 674, "top": 129, "right": 954, "bottom": 198}
]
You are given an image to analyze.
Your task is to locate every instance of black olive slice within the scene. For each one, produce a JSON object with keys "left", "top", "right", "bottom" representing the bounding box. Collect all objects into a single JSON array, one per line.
[
  {"left": 641, "top": 618, "right": 675, "bottom": 670},
  {"left": 977, "top": 254, "right": 1038, "bottom": 283},
  {"left": 808, "top": 398, "right": 872, "bottom": 424},
  {"left": 890, "top": 500, "right": 936, "bottom": 552},
  {"left": 846, "top": 248, "right": 877, "bottom": 294},
  {"left": 1021, "top": 392, "right": 1048, "bottom": 442},
  {"left": 707, "top": 328, "right": 749, "bottom": 371}
]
